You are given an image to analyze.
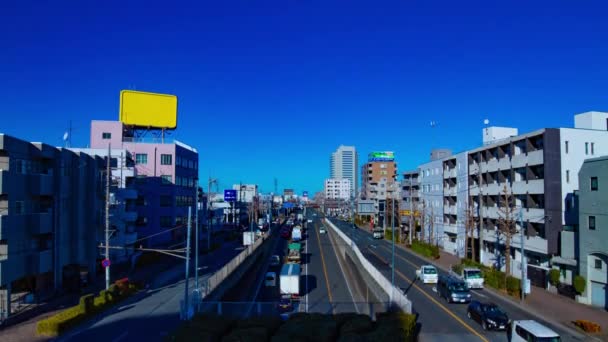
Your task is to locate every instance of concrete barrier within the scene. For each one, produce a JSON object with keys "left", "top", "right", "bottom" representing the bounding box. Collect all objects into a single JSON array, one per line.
[{"left": 324, "top": 219, "right": 412, "bottom": 313}]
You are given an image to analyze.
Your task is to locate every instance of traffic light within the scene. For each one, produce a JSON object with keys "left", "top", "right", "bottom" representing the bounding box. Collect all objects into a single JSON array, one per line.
[{"left": 197, "top": 186, "right": 203, "bottom": 203}]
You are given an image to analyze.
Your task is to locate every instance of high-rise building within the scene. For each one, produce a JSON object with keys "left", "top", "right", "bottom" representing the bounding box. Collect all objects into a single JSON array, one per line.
[
  {"left": 361, "top": 151, "right": 398, "bottom": 228},
  {"left": 330, "top": 145, "right": 358, "bottom": 198}
]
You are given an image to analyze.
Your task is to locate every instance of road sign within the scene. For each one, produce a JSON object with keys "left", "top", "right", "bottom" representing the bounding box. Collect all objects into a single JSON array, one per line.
[
  {"left": 101, "top": 259, "right": 111, "bottom": 268},
  {"left": 400, "top": 210, "right": 420, "bottom": 217},
  {"left": 224, "top": 189, "right": 237, "bottom": 202}
]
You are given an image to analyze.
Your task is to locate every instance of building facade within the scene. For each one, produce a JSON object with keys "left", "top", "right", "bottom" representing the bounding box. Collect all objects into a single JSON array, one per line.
[
  {"left": 0, "top": 134, "right": 102, "bottom": 320},
  {"left": 90, "top": 120, "right": 198, "bottom": 248},
  {"left": 418, "top": 151, "right": 448, "bottom": 248},
  {"left": 576, "top": 156, "right": 608, "bottom": 309},
  {"left": 361, "top": 153, "right": 398, "bottom": 228},
  {"left": 324, "top": 178, "right": 351, "bottom": 200},
  {"left": 233, "top": 184, "right": 258, "bottom": 203},
  {"left": 330, "top": 145, "right": 358, "bottom": 198}
]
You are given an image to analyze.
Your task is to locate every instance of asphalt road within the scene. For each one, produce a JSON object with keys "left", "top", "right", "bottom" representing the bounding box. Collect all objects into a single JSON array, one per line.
[
  {"left": 252, "top": 210, "right": 358, "bottom": 316},
  {"left": 56, "top": 237, "right": 247, "bottom": 342},
  {"left": 329, "top": 217, "right": 585, "bottom": 342}
]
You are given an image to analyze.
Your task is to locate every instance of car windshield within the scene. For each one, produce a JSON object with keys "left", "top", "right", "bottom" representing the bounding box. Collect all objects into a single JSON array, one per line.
[
  {"left": 483, "top": 305, "right": 503, "bottom": 314},
  {"left": 449, "top": 283, "right": 468, "bottom": 291},
  {"left": 465, "top": 270, "right": 482, "bottom": 279},
  {"left": 423, "top": 268, "right": 437, "bottom": 274},
  {"left": 537, "top": 338, "right": 560, "bottom": 342}
]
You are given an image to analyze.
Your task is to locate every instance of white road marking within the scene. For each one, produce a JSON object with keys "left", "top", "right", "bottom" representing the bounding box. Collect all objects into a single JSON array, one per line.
[
  {"left": 112, "top": 331, "right": 129, "bottom": 342},
  {"left": 432, "top": 286, "right": 437, "bottom": 293},
  {"left": 472, "top": 290, "right": 488, "bottom": 299}
]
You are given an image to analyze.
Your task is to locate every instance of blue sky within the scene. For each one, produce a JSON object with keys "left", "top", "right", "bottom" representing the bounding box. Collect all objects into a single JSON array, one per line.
[{"left": 1, "top": 0, "right": 607, "bottom": 194}]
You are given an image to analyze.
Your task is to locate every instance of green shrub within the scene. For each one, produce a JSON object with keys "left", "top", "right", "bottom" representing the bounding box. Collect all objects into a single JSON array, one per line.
[
  {"left": 451, "top": 264, "right": 463, "bottom": 275},
  {"left": 78, "top": 294, "right": 94, "bottom": 314},
  {"left": 384, "top": 229, "right": 400, "bottom": 243},
  {"left": 506, "top": 276, "right": 521, "bottom": 297},
  {"left": 222, "top": 327, "right": 270, "bottom": 342},
  {"left": 549, "top": 269, "right": 561, "bottom": 287},
  {"left": 574, "top": 275, "right": 586, "bottom": 294},
  {"left": 484, "top": 269, "right": 506, "bottom": 290},
  {"left": 410, "top": 240, "right": 439, "bottom": 259},
  {"left": 339, "top": 315, "right": 373, "bottom": 335},
  {"left": 236, "top": 316, "right": 282, "bottom": 336}
]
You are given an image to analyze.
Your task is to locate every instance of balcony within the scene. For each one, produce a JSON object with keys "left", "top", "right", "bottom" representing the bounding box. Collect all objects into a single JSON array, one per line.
[
  {"left": 0, "top": 170, "right": 7, "bottom": 194},
  {"left": 443, "top": 224, "right": 459, "bottom": 234},
  {"left": 118, "top": 188, "right": 137, "bottom": 200},
  {"left": 30, "top": 212, "right": 53, "bottom": 235},
  {"left": 484, "top": 158, "right": 499, "bottom": 172},
  {"left": 443, "top": 169, "right": 457, "bottom": 179},
  {"left": 38, "top": 174, "right": 53, "bottom": 195},
  {"left": 497, "top": 157, "right": 511, "bottom": 171},
  {"left": 469, "top": 163, "right": 480, "bottom": 175}
]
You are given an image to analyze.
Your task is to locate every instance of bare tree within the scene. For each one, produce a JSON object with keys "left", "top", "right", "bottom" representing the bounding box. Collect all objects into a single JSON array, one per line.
[
  {"left": 429, "top": 205, "right": 435, "bottom": 245},
  {"left": 465, "top": 199, "right": 477, "bottom": 261},
  {"left": 497, "top": 184, "right": 517, "bottom": 276},
  {"left": 419, "top": 200, "right": 426, "bottom": 242}
]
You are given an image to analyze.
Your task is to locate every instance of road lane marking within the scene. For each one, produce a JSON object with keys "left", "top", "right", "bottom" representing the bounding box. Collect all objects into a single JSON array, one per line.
[
  {"left": 315, "top": 220, "right": 334, "bottom": 314},
  {"left": 325, "top": 221, "right": 359, "bottom": 314},
  {"left": 112, "top": 331, "right": 129, "bottom": 342},
  {"left": 366, "top": 248, "right": 489, "bottom": 342},
  {"left": 472, "top": 290, "right": 488, "bottom": 299}
]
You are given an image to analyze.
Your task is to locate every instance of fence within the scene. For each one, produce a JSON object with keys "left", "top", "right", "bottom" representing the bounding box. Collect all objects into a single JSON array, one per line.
[{"left": 325, "top": 219, "right": 412, "bottom": 313}]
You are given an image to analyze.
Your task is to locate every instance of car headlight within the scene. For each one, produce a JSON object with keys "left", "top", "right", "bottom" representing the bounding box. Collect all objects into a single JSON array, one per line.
[
  {"left": 486, "top": 319, "right": 496, "bottom": 325},
  {"left": 451, "top": 293, "right": 458, "bottom": 298},
  {"left": 466, "top": 294, "right": 471, "bottom": 298}
]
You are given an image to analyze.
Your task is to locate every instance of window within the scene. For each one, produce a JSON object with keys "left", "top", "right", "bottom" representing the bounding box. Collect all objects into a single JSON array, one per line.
[
  {"left": 585, "top": 142, "right": 589, "bottom": 155},
  {"left": 135, "top": 196, "right": 146, "bottom": 206},
  {"left": 15, "top": 201, "right": 25, "bottom": 214},
  {"left": 591, "top": 142, "right": 595, "bottom": 155},
  {"left": 565, "top": 140, "right": 569, "bottom": 154},
  {"left": 160, "top": 195, "right": 172, "bottom": 207},
  {"left": 589, "top": 216, "right": 596, "bottom": 230},
  {"left": 160, "top": 154, "right": 172, "bottom": 165},
  {"left": 591, "top": 177, "right": 598, "bottom": 191},
  {"left": 595, "top": 259, "right": 602, "bottom": 270},
  {"left": 161, "top": 175, "right": 172, "bottom": 184},
  {"left": 160, "top": 216, "right": 173, "bottom": 228},
  {"left": 566, "top": 170, "right": 570, "bottom": 184},
  {"left": 135, "top": 153, "right": 148, "bottom": 164},
  {"left": 102, "top": 132, "right": 111, "bottom": 139},
  {"left": 380, "top": 164, "right": 386, "bottom": 169}
]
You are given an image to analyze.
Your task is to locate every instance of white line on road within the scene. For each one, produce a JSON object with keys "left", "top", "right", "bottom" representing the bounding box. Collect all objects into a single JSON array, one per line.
[
  {"left": 112, "top": 331, "right": 129, "bottom": 342},
  {"left": 471, "top": 290, "right": 488, "bottom": 299}
]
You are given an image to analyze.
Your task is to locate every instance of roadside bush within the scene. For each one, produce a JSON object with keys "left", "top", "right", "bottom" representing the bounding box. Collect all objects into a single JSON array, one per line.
[
  {"left": 574, "top": 275, "right": 586, "bottom": 295},
  {"left": 373, "top": 312, "right": 417, "bottom": 341},
  {"left": 384, "top": 229, "right": 400, "bottom": 243},
  {"left": 461, "top": 258, "right": 486, "bottom": 270},
  {"left": 484, "top": 269, "right": 506, "bottom": 290},
  {"left": 451, "top": 264, "right": 463, "bottom": 275},
  {"left": 78, "top": 294, "right": 94, "bottom": 314},
  {"left": 549, "top": 269, "right": 561, "bottom": 287},
  {"left": 410, "top": 240, "right": 439, "bottom": 259},
  {"left": 573, "top": 320, "right": 601, "bottom": 333},
  {"left": 339, "top": 314, "right": 373, "bottom": 335},
  {"left": 506, "top": 276, "right": 521, "bottom": 297},
  {"left": 222, "top": 327, "right": 269, "bottom": 342}
]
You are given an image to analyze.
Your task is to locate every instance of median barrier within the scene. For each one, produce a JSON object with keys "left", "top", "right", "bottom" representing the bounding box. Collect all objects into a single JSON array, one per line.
[{"left": 324, "top": 219, "right": 412, "bottom": 314}]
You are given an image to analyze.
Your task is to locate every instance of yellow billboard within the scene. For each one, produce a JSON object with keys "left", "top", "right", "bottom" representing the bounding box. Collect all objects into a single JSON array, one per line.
[{"left": 119, "top": 90, "right": 178, "bottom": 129}]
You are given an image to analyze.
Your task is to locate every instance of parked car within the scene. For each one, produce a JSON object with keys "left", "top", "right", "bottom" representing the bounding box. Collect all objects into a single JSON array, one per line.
[
  {"left": 270, "top": 255, "right": 281, "bottom": 267},
  {"left": 265, "top": 272, "right": 276, "bottom": 287},
  {"left": 508, "top": 320, "right": 560, "bottom": 342},
  {"left": 437, "top": 275, "right": 471, "bottom": 303},
  {"left": 467, "top": 300, "right": 509, "bottom": 330},
  {"left": 416, "top": 265, "right": 438, "bottom": 284}
]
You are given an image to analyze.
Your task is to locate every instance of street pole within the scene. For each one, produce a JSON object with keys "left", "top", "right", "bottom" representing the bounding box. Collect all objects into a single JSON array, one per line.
[
  {"left": 520, "top": 208, "right": 526, "bottom": 303},
  {"left": 195, "top": 181, "right": 199, "bottom": 293},
  {"left": 105, "top": 143, "right": 111, "bottom": 290},
  {"left": 391, "top": 196, "right": 395, "bottom": 301},
  {"left": 184, "top": 207, "right": 192, "bottom": 319},
  {"left": 409, "top": 179, "right": 413, "bottom": 245}
]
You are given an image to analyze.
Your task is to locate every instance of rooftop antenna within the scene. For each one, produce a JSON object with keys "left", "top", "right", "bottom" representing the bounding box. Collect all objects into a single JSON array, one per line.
[{"left": 63, "top": 131, "right": 69, "bottom": 148}]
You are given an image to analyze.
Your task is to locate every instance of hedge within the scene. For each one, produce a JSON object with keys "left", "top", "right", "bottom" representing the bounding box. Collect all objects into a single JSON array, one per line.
[
  {"left": 384, "top": 229, "right": 400, "bottom": 243},
  {"left": 549, "top": 269, "right": 561, "bottom": 287},
  {"left": 574, "top": 275, "right": 586, "bottom": 295},
  {"left": 37, "top": 279, "right": 139, "bottom": 337},
  {"left": 573, "top": 319, "right": 601, "bottom": 333},
  {"left": 506, "top": 276, "right": 521, "bottom": 296},
  {"left": 410, "top": 240, "right": 440, "bottom": 259},
  {"left": 168, "top": 312, "right": 417, "bottom": 342}
]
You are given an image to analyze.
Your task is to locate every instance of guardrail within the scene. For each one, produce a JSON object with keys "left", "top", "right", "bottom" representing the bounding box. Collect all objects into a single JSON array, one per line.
[
  {"left": 324, "top": 219, "right": 412, "bottom": 313},
  {"left": 204, "top": 230, "right": 268, "bottom": 297}
]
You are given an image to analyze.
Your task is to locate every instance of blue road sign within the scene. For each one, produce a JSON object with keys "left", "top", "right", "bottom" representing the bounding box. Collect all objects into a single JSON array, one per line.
[
  {"left": 101, "top": 259, "right": 111, "bottom": 268},
  {"left": 224, "top": 189, "right": 237, "bottom": 202}
]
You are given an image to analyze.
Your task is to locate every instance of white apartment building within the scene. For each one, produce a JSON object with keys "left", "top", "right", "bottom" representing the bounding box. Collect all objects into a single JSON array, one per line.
[
  {"left": 330, "top": 145, "right": 358, "bottom": 197},
  {"left": 325, "top": 178, "right": 351, "bottom": 200},
  {"left": 232, "top": 184, "right": 258, "bottom": 203},
  {"left": 468, "top": 111, "right": 608, "bottom": 284}
]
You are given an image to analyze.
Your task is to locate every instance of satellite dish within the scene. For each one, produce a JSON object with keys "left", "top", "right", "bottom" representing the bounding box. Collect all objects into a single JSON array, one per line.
[
  {"left": 63, "top": 132, "right": 69, "bottom": 141},
  {"left": 483, "top": 119, "right": 489, "bottom": 125}
]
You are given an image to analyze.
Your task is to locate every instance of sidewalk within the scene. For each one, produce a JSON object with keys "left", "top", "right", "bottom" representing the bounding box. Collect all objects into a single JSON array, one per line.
[
  {"left": 403, "top": 244, "right": 608, "bottom": 340},
  {"left": 0, "top": 234, "right": 233, "bottom": 342}
]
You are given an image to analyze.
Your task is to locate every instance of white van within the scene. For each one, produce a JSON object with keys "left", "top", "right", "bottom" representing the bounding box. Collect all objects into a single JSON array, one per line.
[
  {"left": 462, "top": 267, "right": 484, "bottom": 289},
  {"left": 508, "top": 320, "right": 560, "bottom": 342},
  {"left": 416, "top": 265, "right": 439, "bottom": 284}
]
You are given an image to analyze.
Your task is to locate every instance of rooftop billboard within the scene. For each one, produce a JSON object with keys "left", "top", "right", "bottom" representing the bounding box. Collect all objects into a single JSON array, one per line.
[
  {"left": 119, "top": 90, "right": 178, "bottom": 129},
  {"left": 368, "top": 151, "right": 395, "bottom": 162}
]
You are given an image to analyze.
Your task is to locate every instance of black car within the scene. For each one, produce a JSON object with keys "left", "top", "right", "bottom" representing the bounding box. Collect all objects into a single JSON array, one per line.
[
  {"left": 467, "top": 300, "right": 510, "bottom": 331},
  {"left": 278, "top": 298, "right": 293, "bottom": 313}
]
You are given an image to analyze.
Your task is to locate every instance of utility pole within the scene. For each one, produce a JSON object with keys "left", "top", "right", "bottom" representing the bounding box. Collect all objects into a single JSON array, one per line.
[
  {"left": 195, "top": 181, "right": 199, "bottom": 295},
  {"left": 391, "top": 194, "right": 395, "bottom": 301},
  {"left": 520, "top": 208, "right": 526, "bottom": 303},
  {"left": 183, "top": 207, "right": 192, "bottom": 319},
  {"left": 207, "top": 177, "right": 217, "bottom": 251},
  {"left": 409, "top": 175, "right": 413, "bottom": 245},
  {"left": 105, "top": 143, "right": 111, "bottom": 290}
]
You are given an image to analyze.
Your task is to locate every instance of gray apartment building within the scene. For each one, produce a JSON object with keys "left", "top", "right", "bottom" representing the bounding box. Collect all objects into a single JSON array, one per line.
[
  {"left": 576, "top": 156, "right": 608, "bottom": 309},
  {"left": 0, "top": 134, "right": 102, "bottom": 320}
]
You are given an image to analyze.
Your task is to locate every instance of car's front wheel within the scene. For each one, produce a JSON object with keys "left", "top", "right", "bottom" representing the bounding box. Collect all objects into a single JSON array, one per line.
[
  {"left": 467, "top": 311, "right": 471, "bottom": 319},
  {"left": 482, "top": 321, "right": 487, "bottom": 331}
]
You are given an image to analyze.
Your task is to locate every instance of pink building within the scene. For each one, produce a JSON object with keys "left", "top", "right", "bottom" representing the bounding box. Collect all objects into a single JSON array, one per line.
[{"left": 90, "top": 120, "right": 198, "bottom": 247}]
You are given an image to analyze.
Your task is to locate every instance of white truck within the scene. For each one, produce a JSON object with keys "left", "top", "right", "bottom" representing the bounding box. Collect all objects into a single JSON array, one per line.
[
  {"left": 297, "top": 213, "right": 304, "bottom": 221},
  {"left": 280, "top": 263, "right": 301, "bottom": 300},
  {"left": 291, "top": 226, "right": 302, "bottom": 242},
  {"left": 373, "top": 228, "right": 384, "bottom": 239},
  {"left": 457, "top": 267, "right": 484, "bottom": 289},
  {"left": 416, "top": 265, "right": 439, "bottom": 284}
]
